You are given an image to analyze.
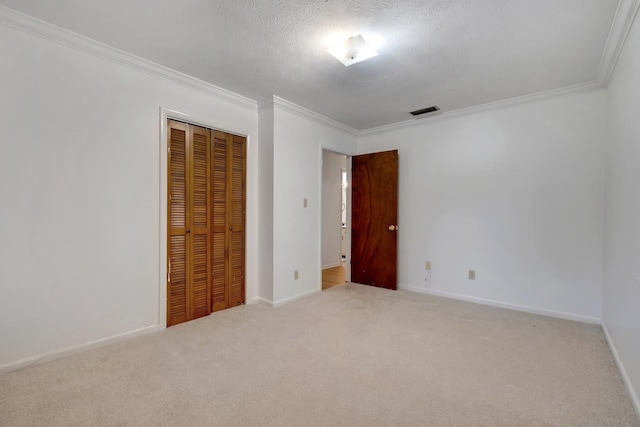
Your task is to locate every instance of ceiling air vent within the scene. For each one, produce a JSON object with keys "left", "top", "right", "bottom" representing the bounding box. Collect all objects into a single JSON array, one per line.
[{"left": 410, "top": 106, "right": 440, "bottom": 116}]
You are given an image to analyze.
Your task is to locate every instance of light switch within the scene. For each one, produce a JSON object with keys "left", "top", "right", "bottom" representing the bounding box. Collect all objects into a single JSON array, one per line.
[{"left": 303, "top": 198, "right": 308, "bottom": 208}]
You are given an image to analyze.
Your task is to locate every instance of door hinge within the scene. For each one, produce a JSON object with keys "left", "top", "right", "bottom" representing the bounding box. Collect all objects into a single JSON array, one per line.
[{"left": 167, "top": 261, "right": 171, "bottom": 282}]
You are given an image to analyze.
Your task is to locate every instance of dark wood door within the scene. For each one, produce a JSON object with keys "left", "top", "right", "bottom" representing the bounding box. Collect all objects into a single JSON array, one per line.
[{"left": 351, "top": 150, "right": 398, "bottom": 290}]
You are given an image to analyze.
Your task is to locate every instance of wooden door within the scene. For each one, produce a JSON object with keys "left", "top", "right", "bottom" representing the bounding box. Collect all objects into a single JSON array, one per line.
[
  {"left": 168, "top": 121, "right": 246, "bottom": 324},
  {"left": 229, "top": 135, "right": 246, "bottom": 308},
  {"left": 211, "top": 131, "right": 246, "bottom": 312},
  {"left": 167, "top": 120, "right": 212, "bottom": 326},
  {"left": 211, "top": 130, "right": 228, "bottom": 312},
  {"left": 351, "top": 150, "right": 398, "bottom": 290},
  {"left": 189, "top": 124, "right": 212, "bottom": 319}
]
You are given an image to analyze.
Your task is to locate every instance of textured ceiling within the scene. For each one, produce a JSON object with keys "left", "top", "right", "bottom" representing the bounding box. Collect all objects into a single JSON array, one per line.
[{"left": 1, "top": 0, "right": 619, "bottom": 130}]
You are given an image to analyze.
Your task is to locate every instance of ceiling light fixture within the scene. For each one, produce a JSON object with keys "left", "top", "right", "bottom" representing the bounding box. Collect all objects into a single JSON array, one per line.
[{"left": 327, "top": 34, "right": 379, "bottom": 67}]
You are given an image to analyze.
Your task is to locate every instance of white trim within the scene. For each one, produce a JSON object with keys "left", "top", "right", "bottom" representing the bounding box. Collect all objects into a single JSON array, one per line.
[
  {"left": 360, "top": 81, "right": 602, "bottom": 136},
  {"left": 270, "top": 96, "right": 359, "bottom": 136},
  {"left": 250, "top": 297, "right": 274, "bottom": 308},
  {"left": 318, "top": 144, "right": 325, "bottom": 294},
  {"left": 596, "top": 0, "right": 640, "bottom": 86},
  {"left": 3, "top": 2, "right": 637, "bottom": 135},
  {"left": 159, "top": 114, "right": 169, "bottom": 329},
  {"left": 0, "top": 5, "right": 257, "bottom": 111},
  {"left": 398, "top": 284, "right": 602, "bottom": 324},
  {"left": 602, "top": 323, "right": 640, "bottom": 419},
  {"left": 257, "top": 96, "right": 277, "bottom": 114},
  {"left": 322, "top": 262, "right": 342, "bottom": 270},
  {"left": 159, "top": 107, "right": 255, "bottom": 327},
  {"left": 161, "top": 108, "right": 251, "bottom": 138},
  {"left": 0, "top": 325, "right": 161, "bottom": 375},
  {"left": 272, "top": 289, "right": 321, "bottom": 308}
]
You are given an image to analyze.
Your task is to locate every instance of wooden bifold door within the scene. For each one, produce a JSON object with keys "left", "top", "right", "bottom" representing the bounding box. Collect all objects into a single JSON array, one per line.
[{"left": 167, "top": 119, "right": 246, "bottom": 327}]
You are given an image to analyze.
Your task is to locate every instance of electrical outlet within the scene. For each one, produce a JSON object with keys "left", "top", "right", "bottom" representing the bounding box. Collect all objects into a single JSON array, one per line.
[
  {"left": 294, "top": 270, "right": 299, "bottom": 280},
  {"left": 468, "top": 270, "right": 475, "bottom": 280},
  {"left": 303, "top": 198, "right": 307, "bottom": 208},
  {"left": 425, "top": 261, "right": 431, "bottom": 270}
]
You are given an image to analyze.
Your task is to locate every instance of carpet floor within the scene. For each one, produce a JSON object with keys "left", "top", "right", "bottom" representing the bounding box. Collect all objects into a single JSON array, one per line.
[{"left": 1, "top": 284, "right": 638, "bottom": 426}]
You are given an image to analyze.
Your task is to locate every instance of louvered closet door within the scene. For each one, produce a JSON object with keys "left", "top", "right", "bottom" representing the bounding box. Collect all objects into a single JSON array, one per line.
[
  {"left": 211, "top": 130, "right": 229, "bottom": 312},
  {"left": 168, "top": 120, "right": 245, "bottom": 323},
  {"left": 211, "top": 130, "right": 246, "bottom": 311},
  {"left": 189, "top": 125, "right": 212, "bottom": 319},
  {"left": 229, "top": 135, "right": 246, "bottom": 307},
  {"left": 168, "top": 121, "right": 189, "bottom": 326},
  {"left": 167, "top": 120, "right": 212, "bottom": 326}
]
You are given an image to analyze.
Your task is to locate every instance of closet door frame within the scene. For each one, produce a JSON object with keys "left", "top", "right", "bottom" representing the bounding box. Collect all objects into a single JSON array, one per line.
[{"left": 159, "top": 108, "right": 250, "bottom": 328}]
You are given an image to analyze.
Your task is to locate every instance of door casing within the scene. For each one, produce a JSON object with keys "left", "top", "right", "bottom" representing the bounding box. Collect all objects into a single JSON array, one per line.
[{"left": 159, "top": 107, "right": 251, "bottom": 328}]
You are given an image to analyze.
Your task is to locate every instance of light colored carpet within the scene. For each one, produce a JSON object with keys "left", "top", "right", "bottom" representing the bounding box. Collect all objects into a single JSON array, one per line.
[{"left": 1, "top": 284, "right": 638, "bottom": 426}]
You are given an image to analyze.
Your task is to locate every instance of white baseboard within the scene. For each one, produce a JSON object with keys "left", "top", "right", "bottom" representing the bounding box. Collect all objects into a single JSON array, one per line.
[
  {"left": 322, "top": 262, "right": 342, "bottom": 270},
  {"left": 250, "top": 297, "right": 274, "bottom": 308},
  {"left": 272, "top": 289, "right": 321, "bottom": 308},
  {"left": 602, "top": 323, "right": 640, "bottom": 419},
  {"left": 0, "top": 324, "right": 162, "bottom": 375},
  {"left": 398, "top": 284, "right": 602, "bottom": 324}
]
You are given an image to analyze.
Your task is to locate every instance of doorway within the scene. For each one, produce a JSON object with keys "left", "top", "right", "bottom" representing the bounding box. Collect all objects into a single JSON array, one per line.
[
  {"left": 166, "top": 119, "right": 246, "bottom": 326},
  {"left": 321, "top": 150, "right": 348, "bottom": 290}
]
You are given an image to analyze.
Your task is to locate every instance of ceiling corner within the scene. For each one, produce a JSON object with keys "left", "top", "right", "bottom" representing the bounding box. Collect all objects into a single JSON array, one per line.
[
  {"left": 596, "top": 0, "right": 640, "bottom": 86},
  {"left": 272, "top": 96, "right": 360, "bottom": 136},
  {"left": 257, "top": 96, "right": 275, "bottom": 113}
]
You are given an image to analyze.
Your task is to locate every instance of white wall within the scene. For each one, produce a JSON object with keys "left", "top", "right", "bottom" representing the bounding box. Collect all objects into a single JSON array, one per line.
[
  {"left": 257, "top": 105, "right": 274, "bottom": 302},
  {"left": 603, "top": 8, "right": 640, "bottom": 412},
  {"left": 272, "top": 99, "right": 357, "bottom": 305},
  {"left": 358, "top": 89, "right": 607, "bottom": 321},
  {"left": 322, "top": 150, "right": 345, "bottom": 269},
  {"left": 0, "top": 22, "right": 259, "bottom": 367}
]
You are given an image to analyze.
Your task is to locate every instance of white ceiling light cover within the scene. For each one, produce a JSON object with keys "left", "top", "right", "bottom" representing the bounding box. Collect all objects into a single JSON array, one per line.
[{"left": 327, "top": 34, "right": 379, "bottom": 66}]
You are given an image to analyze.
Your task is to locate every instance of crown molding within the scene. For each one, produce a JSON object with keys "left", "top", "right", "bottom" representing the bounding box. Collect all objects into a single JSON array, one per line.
[
  {"left": 270, "top": 96, "right": 359, "bottom": 136},
  {"left": 359, "top": 81, "right": 602, "bottom": 136},
  {"left": 3, "top": 3, "right": 633, "bottom": 136},
  {"left": 596, "top": 0, "right": 640, "bottom": 86},
  {"left": 0, "top": 6, "right": 258, "bottom": 111},
  {"left": 257, "top": 96, "right": 276, "bottom": 114}
]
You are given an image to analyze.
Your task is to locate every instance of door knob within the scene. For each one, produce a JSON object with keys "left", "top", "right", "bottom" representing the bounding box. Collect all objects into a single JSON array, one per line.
[{"left": 388, "top": 225, "right": 396, "bottom": 231}]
